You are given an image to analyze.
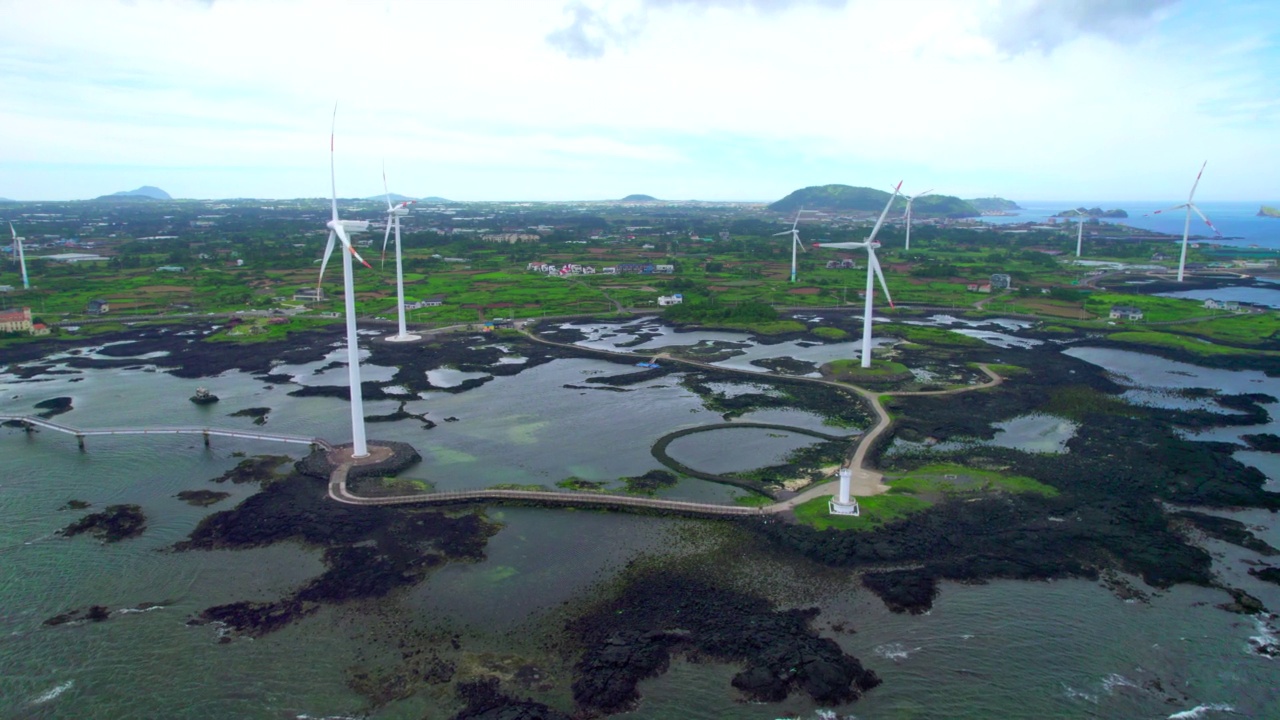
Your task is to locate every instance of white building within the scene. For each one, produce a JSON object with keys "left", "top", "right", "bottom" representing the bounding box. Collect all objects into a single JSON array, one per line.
[{"left": 657, "top": 294, "right": 684, "bottom": 306}]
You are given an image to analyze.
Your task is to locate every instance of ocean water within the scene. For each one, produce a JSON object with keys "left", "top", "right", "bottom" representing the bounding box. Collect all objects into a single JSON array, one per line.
[
  {"left": 979, "top": 201, "right": 1280, "bottom": 250},
  {"left": 2, "top": 328, "right": 1279, "bottom": 718}
]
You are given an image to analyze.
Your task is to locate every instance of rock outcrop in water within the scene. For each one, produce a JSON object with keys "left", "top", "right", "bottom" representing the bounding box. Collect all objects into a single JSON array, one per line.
[
  {"left": 60, "top": 504, "right": 147, "bottom": 543},
  {"left": 568, "top": 570, "right": 879, "bottom": 713},
  {"left": 177, "top": 452, "right": 497, "bottom": 637}
]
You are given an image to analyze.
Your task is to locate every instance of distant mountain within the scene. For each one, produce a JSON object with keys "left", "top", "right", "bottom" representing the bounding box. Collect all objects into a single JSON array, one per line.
[
  {"left": 621, "top": 194, "right": 658, "bottom": 202},
  {"left": 96, "top": 185, "right": 171, "bottom": 201},
  {"left": 0, "top": 197, "right": 14, "bottom": 202},
  {"left": 366, "top": 193, "right": 417, "bottom": 203},
  {"left": 967, "top": 197, "right": 1021, "bottom": 212},
  {"left": 770, "top": 184, "right": 980, "bottom": 218},
  {"left": 418, "top": 196, "right": 450, "bottom": 203},
  {"left": 1053, "top": 207, "right": 1128, "bottom": 218}
]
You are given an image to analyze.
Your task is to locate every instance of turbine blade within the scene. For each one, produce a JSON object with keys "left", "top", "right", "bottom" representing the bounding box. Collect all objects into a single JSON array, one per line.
[
  {"left": 920, "top": 189, "right": 932, "bottom": 197},
  {"left": 318, "top": 231, "right": 337, "bottom": 288},
  {"left": 772, "top": 231, "right": 792, "bottom": 236},
  {"left": 330, "top": 103, "right": 339, "bottom": 223},
  {"left": 865, "top": 181, "right": 903, "bottom": 245},
  {"left": 383, "top": 160, "right": 393, "bottom": 211},
  {"left": 796, "top": 234, "right": 806, "bottom": 253},
  {"left": 1144, "top": 203, "right": 1186, "bottom": 217},
  {"left": 8, "top": 221, "right": 14, "bottom": 240},
  {"left": 1188, "top": 160, "right": 1207, "bottom": 202},
  {"left": 349, "top": 244, "right": 373, "bottom": 269},
  {"left": 792, "top": 208, "right": 803, "bottom": 232},
  {"left": 381, "top": 221, "right": 393, "bottom": 269},
  {"left": 870, "top": 250, "right": 893, "bottom": 308},
  {"left": 334, "top": 224, "right": 372, "bottom": 269},
  {"left": 1189, "top": 203, "right": 1223, "bottom": 236}
]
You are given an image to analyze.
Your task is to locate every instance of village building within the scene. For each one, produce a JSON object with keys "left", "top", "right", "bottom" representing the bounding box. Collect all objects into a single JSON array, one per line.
[
  {"left": 0, "top": 307, "right": 33, "bottom": 333},
  {"left": 406, "top": 295, "right": 446, "bottom": 310},
  {"left": 1204, "top": 298, "right": 1241, "bottom": 311},
  {"left": 990, "top": 273, "right": 1012, "bottom": 290},
  {"left": 86, "top": 299, "right": 109, "bottom": 315},
  {"left": 1109, "top": 305, "right": 1144, "bottom": 320},
  {"left": 657, "top": 294, "right": 684, "bottom": 306},
  {"left": 293, "top": 288, "right": 325, "bottom": 303}
]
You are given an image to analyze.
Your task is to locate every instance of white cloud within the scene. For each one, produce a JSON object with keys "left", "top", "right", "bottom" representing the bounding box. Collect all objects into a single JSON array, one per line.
[{"left": 0, "top": 0, "right": 1275, "bottom": 201}]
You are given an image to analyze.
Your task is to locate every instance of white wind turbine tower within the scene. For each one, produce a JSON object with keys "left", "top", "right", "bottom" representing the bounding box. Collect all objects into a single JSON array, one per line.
[
  {"left": 1145, "top": 160, "right": 1221, "bottom": 282},
  {"left": 9, "top": 222, "right": 28, "bottom": 290},
  {"left": 814, "top": 181, "right": 902, "bottom": 369},
  {"left": 773, "top": 208, "right": 807, "bottom": 283},
  {"left": 1073, "top": 209, "right": 1088, "bottom": 258},
  {"left": 318, "top": 105, "right": 374, "bottom": 458},
  {"left": 901, "top": 188, "right": 931, "bottom": 251},
  {"left": 380, "top": 165, "right": 419, "bottom": 342}
]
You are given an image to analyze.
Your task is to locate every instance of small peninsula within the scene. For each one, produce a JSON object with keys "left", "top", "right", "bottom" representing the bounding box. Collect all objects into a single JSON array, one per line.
[
  {"left": 772, "top": 184, "right": 980, "bottom": 217},
  {"left": 1054, "top": 206, "right": 1128, "bottom": 218},
  {"left": 967, "top": 197, "right": 1021, "bottom": 213}
]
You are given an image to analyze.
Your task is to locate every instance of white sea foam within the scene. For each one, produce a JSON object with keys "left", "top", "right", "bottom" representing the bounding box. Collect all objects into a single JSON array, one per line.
[
  {"left": 874, "top": 642, "right": 921, "bottom": 661},
  {"left": 117, "top": 605, "right": 166, "bottom": 614},
  {"left": 1167, "top": 703, "right": 1236, "bottom": 719},
  {"left": 1062, "top": 683, "right": 1099, "bottom": 704},
  {"left": 30, "top": 680, "right": 73, "bottom": 704},
  {"left": 1247, "top": 613, "right": 1278, "bottom": 658},
  {"left": 1101, "top": 673, "right": 1139, "bottom": 694}
]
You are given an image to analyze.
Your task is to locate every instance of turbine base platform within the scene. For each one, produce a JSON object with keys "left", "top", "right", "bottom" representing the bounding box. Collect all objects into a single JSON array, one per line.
[
  {"left": 828, "top": 499, "right": 861, "bottom": 516},
  {"left": 300, "top": 439, "right": 422, "bottom": 483},
  {"left": 384, "top": 333, "right": 423, "bottom": 343}
]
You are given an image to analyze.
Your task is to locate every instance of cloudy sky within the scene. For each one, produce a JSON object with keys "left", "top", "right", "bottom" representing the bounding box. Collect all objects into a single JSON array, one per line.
[{"left": 0, "top": 0, "right": 1276, "bottom": 202}]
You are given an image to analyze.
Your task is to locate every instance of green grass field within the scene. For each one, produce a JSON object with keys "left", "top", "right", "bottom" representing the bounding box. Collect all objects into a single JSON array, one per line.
[{"left": 792, "top": 494, "right": 930, "bottom": 531}]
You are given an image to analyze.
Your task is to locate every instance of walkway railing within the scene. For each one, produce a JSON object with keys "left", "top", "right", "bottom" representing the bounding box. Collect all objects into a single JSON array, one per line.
[{"left": 0, "top": 415, "right": 330, "bottom": 450}]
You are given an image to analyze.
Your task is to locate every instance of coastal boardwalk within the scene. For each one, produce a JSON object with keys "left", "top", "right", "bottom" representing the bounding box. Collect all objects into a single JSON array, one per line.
[{"left": 0, "top": 414, "right": 329, "bottom": 451}]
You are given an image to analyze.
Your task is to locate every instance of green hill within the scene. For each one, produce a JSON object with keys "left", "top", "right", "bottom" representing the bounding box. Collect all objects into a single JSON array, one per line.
[
  {"left": 967, "top": 197, "right": 1021, "bottom": 212},
  {"left": 1258, "top": 205, "right": 1280, "bottom": 218},
  {"left": 770, "top": 184, "right": 980, "bottom": 217}
]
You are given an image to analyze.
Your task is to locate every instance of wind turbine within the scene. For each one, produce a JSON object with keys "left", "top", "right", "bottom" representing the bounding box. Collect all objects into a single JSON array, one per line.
[
  {"left": 1145, "top": 160, "right": 1222, "bottom": 282},
  {"left": 772, "top": 208, "right": 806, "bottom": 283},
  {"left": 318, "top": 105, "right": 374, "bottom": 458},
  {"left": 813, "top": 181, "right": 902, "bottom": 368},
  {"left": 901, "top": 188, "right": 931, "bottom": 251},
  {"left": 1073, "top": 208, "right": 1088, "bottom": 258},
  {"left": 9, "top": 222, "right": 28, "bottom": 290},
  {"left": 380, "top": 164, "right": 419, "bottom": 342}
]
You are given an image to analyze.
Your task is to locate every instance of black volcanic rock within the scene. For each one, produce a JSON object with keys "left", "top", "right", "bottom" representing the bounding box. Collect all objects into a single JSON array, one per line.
[
  {"left": 450, "top": 678, "right": 571, "bottom": 720},
  {"left": 60, "top": 504, "right": 147, "bottom": 543},
  {"left": 34, "top": 396, "right": 72, "bottom": 418},
  {"left": 568, "top": 571, "right": 878, "bottom": 713}
]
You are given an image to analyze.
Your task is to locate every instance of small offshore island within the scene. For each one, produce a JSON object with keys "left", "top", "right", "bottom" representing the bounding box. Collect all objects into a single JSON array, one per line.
[{"left": 2, "top": 192, "right": 1279, "bottom": 718}]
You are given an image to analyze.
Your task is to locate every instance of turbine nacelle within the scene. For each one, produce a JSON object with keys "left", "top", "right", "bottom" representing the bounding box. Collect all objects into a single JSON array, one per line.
[{"left": 328, "top": 218, "right": 371, "bottom": 234}]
